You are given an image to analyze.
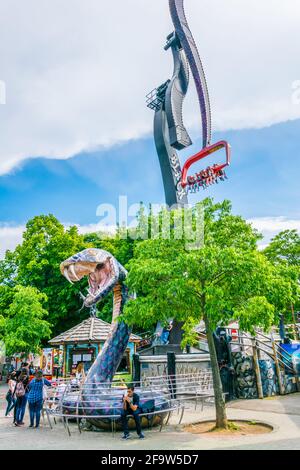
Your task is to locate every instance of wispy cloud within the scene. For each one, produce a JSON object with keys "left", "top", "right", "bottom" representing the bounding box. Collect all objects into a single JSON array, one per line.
[
  {"left": 0, "top": 222, "right": 117, "bottom": 260},
  {"left": 1, "top": 216, "right": 300, "bottom": 260},
  {"left": 0, "top": 0, "right": 300, "bottom": 174},
  {"left": 248, "top": 217, "right": 300, "bottom": 246},
  {"left": 0, "top": 224, "right": 25, "bottom": 259}
]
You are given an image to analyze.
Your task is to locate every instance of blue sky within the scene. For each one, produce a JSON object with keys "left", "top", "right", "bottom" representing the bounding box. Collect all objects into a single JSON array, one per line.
[{"left": 0, "top": 118, "right": 299, "bottom": 232}]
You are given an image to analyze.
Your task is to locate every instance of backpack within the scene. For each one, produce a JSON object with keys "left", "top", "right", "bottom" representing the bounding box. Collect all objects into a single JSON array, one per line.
[{"left": 15, "top": 381, "right": 25, "bottom": 398}]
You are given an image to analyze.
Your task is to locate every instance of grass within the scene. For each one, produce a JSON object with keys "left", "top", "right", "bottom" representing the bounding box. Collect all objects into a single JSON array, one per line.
[{"left": 113, "top": 373, "right": 132, "bottom": 384}]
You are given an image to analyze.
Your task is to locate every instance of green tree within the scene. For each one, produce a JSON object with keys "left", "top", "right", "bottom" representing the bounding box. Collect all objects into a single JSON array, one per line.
[
  {"left": 264, "top": 229, "right": 300, "bottom": 331},
  {"left": 124, "top": 199, "right": 295, "bottom": 429},
  {"left": 6, "top": 215, "right": 87, "bottom": 337},
  {"left": 264, "top": 230, "right": 300, "bottom": 266},
  {"left": 2, "top": 285, "right": 51, "bottom": 355}
]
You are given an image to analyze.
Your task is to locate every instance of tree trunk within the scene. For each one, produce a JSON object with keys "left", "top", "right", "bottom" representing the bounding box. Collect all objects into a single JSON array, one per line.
[{"left": 204, "top": 314, "right": 228, "bottom": 429}]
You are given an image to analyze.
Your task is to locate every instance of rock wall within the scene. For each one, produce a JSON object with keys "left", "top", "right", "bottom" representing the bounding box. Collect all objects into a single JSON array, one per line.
[
  {"left": 258, "top": 359, "right": 277, "bottom": 397},
  {"left": 232, "top": 353, "right": 258, "bottom": 399},
  {"left": 232, "top": 352, "right": 298, "bottom": 398}
]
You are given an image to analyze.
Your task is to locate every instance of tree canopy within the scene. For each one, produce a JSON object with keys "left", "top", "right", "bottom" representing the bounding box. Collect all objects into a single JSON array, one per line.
[
  {"left": 0, "top": 201, "right": 299, "bottom": 366},
  {"left": 0, "top": 285, "right": 51, "bottom": 356},
  {"left": 124, "top": 199, "right": 294, "bottom": 336},
  {"left": 123, "top": 199, "right": 299, "bottom": 428}
]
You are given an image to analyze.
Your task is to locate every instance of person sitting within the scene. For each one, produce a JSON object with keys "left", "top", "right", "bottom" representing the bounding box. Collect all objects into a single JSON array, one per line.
[{"left": 121, "top": 385, "right": 145, "bottom": 440}]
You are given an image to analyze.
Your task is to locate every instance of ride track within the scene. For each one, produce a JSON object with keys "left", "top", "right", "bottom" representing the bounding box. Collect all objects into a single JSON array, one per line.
[{"left": 147, "top": 0, "right": 231, "bottom": 203}]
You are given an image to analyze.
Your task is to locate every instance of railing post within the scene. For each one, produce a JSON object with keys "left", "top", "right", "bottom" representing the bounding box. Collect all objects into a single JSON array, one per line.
[
  {"left": 292, "top": 361, "right": 300, "bottom": 392},
  {"left": 271, "top": 338, "right": 285, "bottom": 396},
  {"left": 167, "top": 352, "right": 176, "bottom": 399},
  {"left": 252, "top": 339, "right": 264, "bottom": 399},
  {"left": 132, "top": 354, "right": 141, "bottom": 385}
]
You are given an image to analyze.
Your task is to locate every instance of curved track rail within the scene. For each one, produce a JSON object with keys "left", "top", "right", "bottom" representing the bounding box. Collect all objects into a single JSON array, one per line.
[{"left": 169, "top": 0, "right": 212, "bottom": 149}]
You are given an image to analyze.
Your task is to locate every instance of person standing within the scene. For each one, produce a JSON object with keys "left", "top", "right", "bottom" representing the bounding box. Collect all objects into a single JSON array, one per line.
[
  {"left": 29, "top": 362, "right": 35, "bottom": 375},
  {"left": 121, "top": 385, "right": 144, "bottom": 440},
  {"left": 14, "top": 368, "right": 30, "bottom": 426},
  {"left": 75, "top": 362, "right": 86, "bottom": 384},
  {"left": 5, "top": 372, "right": 17, "bottom": 418},
  {"left": 27, "top": 370, "right": 51, "bottom": 428}
]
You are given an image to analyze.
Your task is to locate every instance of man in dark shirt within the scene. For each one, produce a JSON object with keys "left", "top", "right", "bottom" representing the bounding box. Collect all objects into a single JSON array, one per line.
[{"left": 120, "top": 385, "right": 144, "bottom": 440}]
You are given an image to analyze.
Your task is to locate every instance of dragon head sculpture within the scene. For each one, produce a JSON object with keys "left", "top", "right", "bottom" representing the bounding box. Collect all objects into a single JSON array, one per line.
[{"left": 60, "top": 248, "right": 127, "bottom": 308}]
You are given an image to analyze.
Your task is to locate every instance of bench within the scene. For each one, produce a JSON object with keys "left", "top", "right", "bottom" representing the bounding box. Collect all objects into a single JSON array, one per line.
[{"left": 49, "top": 400, "right": 184, "bottom": 437}]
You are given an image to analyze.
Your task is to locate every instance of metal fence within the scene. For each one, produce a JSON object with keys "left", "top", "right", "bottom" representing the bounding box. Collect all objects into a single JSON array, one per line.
[{"left": 43, "top": 371, "right": 214, "bottom": 435}]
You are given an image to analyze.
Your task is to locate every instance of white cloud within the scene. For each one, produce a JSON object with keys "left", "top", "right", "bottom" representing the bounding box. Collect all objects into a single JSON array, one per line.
[
  {"left": 0, "top": 0, "right": 299, "bottom": 174},
  {"left": 248, "top": 217, "right": 300, "bottom": 246},
  {"left": 75, "top": 223, "right": 117, "bottom": 237},
  {"left": 0, "top": 222, "right": 118, "bottom": 260},
  {"left": 0, "top": 225, "right": 25, "bottom": 259},
  {"left": 1, "top": 216, "right": 300, "bottom": 260}
]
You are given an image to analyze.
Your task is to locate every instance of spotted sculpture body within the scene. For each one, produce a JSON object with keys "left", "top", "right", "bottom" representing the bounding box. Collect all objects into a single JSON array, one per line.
[
  {"left": 61, "top": 249, "right": 168, "bottom": 429},
  {"left": 61, "top": 248, "right": 130, "bottom": 385}
]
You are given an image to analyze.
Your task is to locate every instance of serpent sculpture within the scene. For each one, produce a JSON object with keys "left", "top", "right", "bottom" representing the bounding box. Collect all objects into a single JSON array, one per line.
[{"left": 60, "top": 248, "right": 169, "bottom": 429}]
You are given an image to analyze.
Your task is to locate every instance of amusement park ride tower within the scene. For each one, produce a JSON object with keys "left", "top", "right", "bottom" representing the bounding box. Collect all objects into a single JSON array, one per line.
[{"left": 147, "top": 0, "right": 231, "bottom": 207}]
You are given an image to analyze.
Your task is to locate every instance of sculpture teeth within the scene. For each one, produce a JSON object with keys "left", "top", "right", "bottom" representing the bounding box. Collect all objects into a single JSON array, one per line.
[
  {"left": 69, "top": 263, "right": 80, "bottom": 281},
  {"left": 64, "top": 268, "right": 74, "bottom": 284}
]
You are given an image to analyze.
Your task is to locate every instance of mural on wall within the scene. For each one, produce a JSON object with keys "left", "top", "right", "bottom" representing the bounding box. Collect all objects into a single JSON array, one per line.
[
  {"left": 41, "top": 348, "right": 53, "bottom": 375},
  {"left": 232, "top": 353, "right": 258, "bottom": 399},
  {"left": 232, "top": 352, "right": 298, "bottom": 399}
]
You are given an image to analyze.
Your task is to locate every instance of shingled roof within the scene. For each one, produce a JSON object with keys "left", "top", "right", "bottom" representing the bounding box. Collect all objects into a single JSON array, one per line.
[{"left": 48, "top": 317, "right": 141, "bottom": 345}]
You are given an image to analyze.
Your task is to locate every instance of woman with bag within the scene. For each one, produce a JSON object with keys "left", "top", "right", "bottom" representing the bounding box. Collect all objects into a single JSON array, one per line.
[
  {"left": 14, "top": 368, "right": 30, "bottom": 426},
  {"left": 27, "top": 370, "right": 51, "bottom": 428},
  {"left": 5, "top": 371, "right": 17, "bottom": 417}
]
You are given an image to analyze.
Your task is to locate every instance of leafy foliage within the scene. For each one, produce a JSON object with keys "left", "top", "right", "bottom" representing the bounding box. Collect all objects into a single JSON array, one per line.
[
  {"left": 264, "top": 230, "right": 300, "bottom": 266},
  {"left": 1, "top": 285, "right": 51, "bottom": 355},
  {"left": 11, "top": 215, "right": 88, "bottom": 336},
  {"left": 264, "top": 229, "right": 300, "bottom": 316},
  {"left": 123, "top": 199, "right": 298, "bottom": 429},
  {"left": 124, "top": 199, "right": 291, "bottom": 335}
]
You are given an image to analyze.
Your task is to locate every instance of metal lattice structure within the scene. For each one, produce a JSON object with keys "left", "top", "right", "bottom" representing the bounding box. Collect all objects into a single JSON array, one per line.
[
  {"left": 147, "top": 0, "right": 231, "bottom": 202},
  {"left": 43, "top": 372, "right": 215, "bottom": 435}
]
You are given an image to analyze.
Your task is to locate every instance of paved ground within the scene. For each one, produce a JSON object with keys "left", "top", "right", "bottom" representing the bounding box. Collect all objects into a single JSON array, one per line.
[{"left": 0, "top": 384, "right": 299, "bottom": 450}]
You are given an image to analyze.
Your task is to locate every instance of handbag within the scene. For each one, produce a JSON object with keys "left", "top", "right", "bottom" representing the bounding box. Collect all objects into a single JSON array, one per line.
[{"left": 15, "top": 381, "right": 25, "bottom": 398}]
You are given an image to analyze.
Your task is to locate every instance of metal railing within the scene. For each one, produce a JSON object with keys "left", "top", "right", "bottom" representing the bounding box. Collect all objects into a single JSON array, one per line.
[{"left": 43, "top": 371, "right": 214, "bottom": 435}]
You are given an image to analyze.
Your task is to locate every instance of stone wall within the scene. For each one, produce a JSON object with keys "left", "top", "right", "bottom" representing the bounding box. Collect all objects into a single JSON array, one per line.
[
  {"left": 137, "top": 353, "right": 210, "bottom": 381},
  {"left": 232, "top": 353, "right": 258, "bottom": 399},
  {"left": 232, "top": 352, "right": 297, "bottom": 398},
  {"left": 258, "top": 359, "right": 277, "bottom": 397}
]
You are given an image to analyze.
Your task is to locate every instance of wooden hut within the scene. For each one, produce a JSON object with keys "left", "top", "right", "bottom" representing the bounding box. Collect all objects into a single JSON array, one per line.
[{"left": 49, "top": 317, "right": 141, "bottom": 376}]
